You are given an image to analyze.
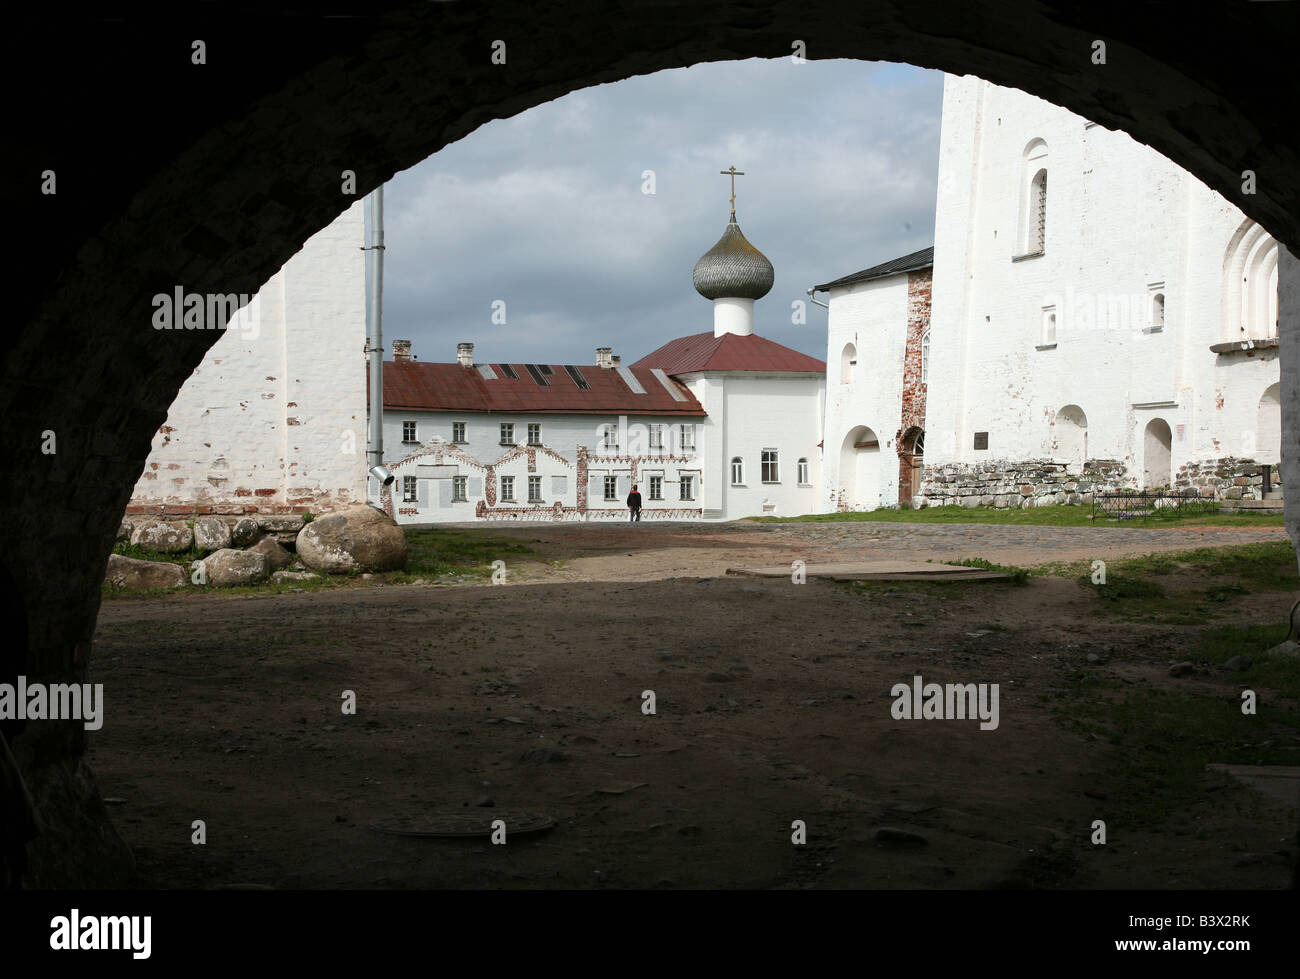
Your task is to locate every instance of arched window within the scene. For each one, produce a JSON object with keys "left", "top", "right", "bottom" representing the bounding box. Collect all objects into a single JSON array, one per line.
[
  {"left": 797, "top": 458, "right": 810, "bottom": 484},
  {"left": 730, "top": 457, "right": 744, "bottom": 485},
  {"left": 1151, "top": 292, "right": 1165, "bottom": 329},
  {"left": 920, "top": 330, "right": 930, "bottom": 385},
  {"left": 1222, "top": 218, "right": 1279, "bottom": 341},
  {"left": 840, "top": 342, "right": 857, "bottom": 384},
  {"left": 1018, "top": 139, "right": 1049, "bottom": 256}
]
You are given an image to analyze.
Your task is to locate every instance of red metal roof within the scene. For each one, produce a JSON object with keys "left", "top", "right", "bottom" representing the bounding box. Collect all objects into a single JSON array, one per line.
[
  {"left": 631, "top": 331, "right": 826, "bottom": 375},
  {"left": 380, "top": 361, "right": 705, "bottom": 415}
]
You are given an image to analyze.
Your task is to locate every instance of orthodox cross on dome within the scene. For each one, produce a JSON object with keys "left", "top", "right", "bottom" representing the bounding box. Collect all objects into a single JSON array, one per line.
[{"left": 720, "top": 165, "right": 745, "bottom": 216}]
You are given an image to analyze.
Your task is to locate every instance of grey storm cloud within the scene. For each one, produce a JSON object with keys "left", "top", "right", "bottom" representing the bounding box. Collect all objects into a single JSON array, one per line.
[{"left": 380, "top": 58, "right": 943, "bottom": 367}]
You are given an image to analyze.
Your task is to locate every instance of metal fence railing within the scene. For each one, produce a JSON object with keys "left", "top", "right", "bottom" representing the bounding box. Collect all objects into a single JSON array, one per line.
[{"left": 1091, "top": 488, "right": 1218, "bottom": 521}]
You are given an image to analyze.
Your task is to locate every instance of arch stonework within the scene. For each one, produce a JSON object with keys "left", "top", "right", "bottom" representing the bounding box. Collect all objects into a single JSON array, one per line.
[{"left": 7, "top": 0, "right": 1300, "bottom": 885}]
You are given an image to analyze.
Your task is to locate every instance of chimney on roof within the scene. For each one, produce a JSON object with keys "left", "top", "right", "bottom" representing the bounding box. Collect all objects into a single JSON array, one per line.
[
  {"left": 596, "top": 347, "right": 613, "bottom": 369},
  {"left": 393, "top": 339, "right": 412, "bottom": 362},
  {"left": 611, "top": 354, "right": 621, "bottom": 367},
  {"left": 457, "top": 342, "right": 474, "bottom": 367}
]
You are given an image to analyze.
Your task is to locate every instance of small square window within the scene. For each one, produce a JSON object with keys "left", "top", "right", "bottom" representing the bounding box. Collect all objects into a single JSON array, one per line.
[
  {"left": 402, "top": 421, "right": 417, "bottom": 443},
  {"left": 973, "top": 432, "right": 989, "bottom": 451}
]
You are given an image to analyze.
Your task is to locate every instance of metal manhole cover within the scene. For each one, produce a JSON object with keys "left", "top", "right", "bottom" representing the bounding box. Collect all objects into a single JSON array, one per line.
[{"left": 367, "top": 811, "right": 556, "bottom": 839}]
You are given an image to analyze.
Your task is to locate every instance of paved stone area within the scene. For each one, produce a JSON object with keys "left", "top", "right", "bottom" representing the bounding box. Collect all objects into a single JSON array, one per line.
[{"left": 458, "top": 519, "right": 1291, "bottom": 584}]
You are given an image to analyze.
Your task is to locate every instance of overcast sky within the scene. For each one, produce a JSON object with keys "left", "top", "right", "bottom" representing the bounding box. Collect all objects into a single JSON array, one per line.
[{"left": 379, "top": 59, "right": 943, "bottom": 367}]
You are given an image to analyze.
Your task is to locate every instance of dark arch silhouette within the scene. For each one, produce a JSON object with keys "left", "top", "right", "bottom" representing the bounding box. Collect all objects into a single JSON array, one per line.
[{"left": 5, "top": 0, "right": 1299, "bottom": 885}]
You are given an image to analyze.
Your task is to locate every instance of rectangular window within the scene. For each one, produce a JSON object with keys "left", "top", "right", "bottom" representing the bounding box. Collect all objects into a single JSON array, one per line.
[
  {"left": 798, "top": 458, "right": 810, "bottom": 485},
  {"left": 452, "top": 476, "right": 467, "bottom": 502},
  {"left": 679, "top": 474, "right": 695, "bottom": 501},
  {"left": 500, "top": 475, "right": 515, "bottom": 502},
  {"left": 680, "top": 424, "right": 695, "bottom": 450},
  {"left": 649, "top": 424, "right": 663, "bottom": 450},
  {"left": 974, "top": 432, "right": 989, "bottom": 451},
  {"left": 452, "top": 422, "right": 466, "bottom": 443},
  {"left": 602, "top": 425, "right": 618, "bottom": 451},
  {"left": 921, "top": 331, "right": 930, "bottom": 386},
  {"left": 402, "top": 475, "right": 417, "bottom": 502},
  {"left": 761, "top": 449, "right": 779, "bottom": 483},
  {"left": 528, "top": 475, "right": 542, "bottom": 502},
  {"left": 500, "top": 423, "right": 514, "bottom": 445},
  {"left": 528, "top": 423, "right": 542, "bottom": 445},
  {"left": 1041, "top": 306, "right": 1057, "bottom": 346},
  {"left": 604, "top": 475, "right": 618, "bottom": 501},
  {"left": 649, "top": 475, "right": 663, "bottom": 501},
  {"left": 402, "top": 420, "right": 417, "bottom": 443}
]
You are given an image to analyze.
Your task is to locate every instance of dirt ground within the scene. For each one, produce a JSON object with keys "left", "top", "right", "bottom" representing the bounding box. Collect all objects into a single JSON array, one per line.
[{"left": 89, "top": 520, "right": 1299, "bottom": 889}]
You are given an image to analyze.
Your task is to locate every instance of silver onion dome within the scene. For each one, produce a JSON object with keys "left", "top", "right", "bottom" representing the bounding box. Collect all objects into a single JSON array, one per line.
[{"left": 692, "top": 214, "right": 775, "bottom": 301}]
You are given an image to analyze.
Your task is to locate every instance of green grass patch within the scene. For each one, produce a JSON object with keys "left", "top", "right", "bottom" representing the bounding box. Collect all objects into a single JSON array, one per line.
[
  {"left": 948, "top": 556, "right": 1031, "bottom": 585},
  {"left": 1050, "top": 663, "right": 1300, "bottom": 829},
  {"left": 394, "top": 527, "right": 537, "bottom": 581}
]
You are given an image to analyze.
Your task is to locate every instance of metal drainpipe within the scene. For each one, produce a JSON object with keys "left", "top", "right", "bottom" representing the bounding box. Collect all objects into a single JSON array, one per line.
[{"left": 364, "top": 186, "right": 386, "bottom": 503}]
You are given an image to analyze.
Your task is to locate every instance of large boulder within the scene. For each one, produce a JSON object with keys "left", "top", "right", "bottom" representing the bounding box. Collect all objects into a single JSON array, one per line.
[
  {"left": 130, "top": 521, "right": 193, "bottom": 553},
  {"left": 201, "top": 548, "right": 269, "bottom": 587},
  {"left": 230, "top": 517, "right": 261, "bottom": 547},
  {"left": 193, "top": 516, "right": 232, "bottom": 553},
  {"left": 296, "top": 505, "right": 407, "bottom": 573},
  {"left": 105, "top": 553, "right": 186, "bottom": 590},
  {"left": 249, "top": 537, "right": 293, "bottom": 571}
]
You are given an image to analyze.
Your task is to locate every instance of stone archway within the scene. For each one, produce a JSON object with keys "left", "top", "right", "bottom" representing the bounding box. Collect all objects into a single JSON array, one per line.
[
  {"left": 8, "top": 0, "right": 1300, "bottom": 886},
  {"left": 1143, "top": 419, "right": 1173, "bottom": 490},
  {"left": 898, "top": 427, "right": 925, "bottom": 506}
]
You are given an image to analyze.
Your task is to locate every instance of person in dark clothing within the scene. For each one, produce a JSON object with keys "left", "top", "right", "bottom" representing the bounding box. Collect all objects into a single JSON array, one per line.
[{"left": 627, "top": 484, "right": 642, "bottom": 522}]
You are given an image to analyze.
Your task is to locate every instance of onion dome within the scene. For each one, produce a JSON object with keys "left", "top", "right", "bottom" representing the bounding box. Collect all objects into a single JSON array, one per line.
[{"left": 692, "top": 214, "right": 775, "bottom": 301}]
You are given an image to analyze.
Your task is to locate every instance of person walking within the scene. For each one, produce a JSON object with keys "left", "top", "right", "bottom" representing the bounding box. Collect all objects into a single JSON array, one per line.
[{"left": 627, "top": 484, "right": 643, "bottom": 522}]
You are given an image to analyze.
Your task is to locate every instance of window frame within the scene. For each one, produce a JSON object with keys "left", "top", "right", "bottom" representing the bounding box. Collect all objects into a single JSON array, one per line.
[
  {"left": 500, "top": 422, "right": 515, "bottom": 446},
  {"left": 603, "top": 474, "right": 618, "bottom": 501},
  {"left": 452, "top": 475, "right": 467, "bottom": 502},
  {"left": 452, "top": 421, "right": 467, "bottom": 444},
  {"left": 402, "top": 420, "right": 418, "bottom": 444},
  {"left": 402, "top": 475, "right": 418, "bottom": 502},
  {"left": 648, "top": 475, "right": 663, "bottom": 501},
  {"left": 527, "top": 423, "right": 542, "bottom": 446},
  {"left": 761, "top": 449, "right": 780, "bottom": 484},
  {"left": 528, "top": 475, "right": 542, "bottom": 503},
  {"left": 500, "top": 475, "right": 515, "bottom": 502},
  {"left": 730, "top": 457, "right": 744, "bottom": 486},
  {"left": 679, "top": 474, "right": 695, "bottom": 501}
]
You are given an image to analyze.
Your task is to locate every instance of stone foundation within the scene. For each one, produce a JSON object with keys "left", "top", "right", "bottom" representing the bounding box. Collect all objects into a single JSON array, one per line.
[
  {"left": 920, "top": 456, "right": 1281, "bottom": 507},
  {"left": 1175, "top": 457, "right": 1277, "bottom": 501}
]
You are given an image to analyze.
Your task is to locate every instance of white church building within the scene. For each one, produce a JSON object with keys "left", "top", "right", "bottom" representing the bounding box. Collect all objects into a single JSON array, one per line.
[
  {"left": 814, "top": 73, "right": 1281, "bottom": 511},
  {"left": 381, "top": 199, "right": 826, "bottom": 523}
]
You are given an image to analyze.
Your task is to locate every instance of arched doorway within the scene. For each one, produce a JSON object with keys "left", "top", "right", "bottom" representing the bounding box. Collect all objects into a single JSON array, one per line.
[
  {"left": 1258, "top": 383, "right": 1281, "bottom": 466},
  {"left": 1053, "top": 405, "right": 1088, "bottom": 470},
  {"left": 1143, "top": 418, "right": 1173, "bottom": 490},
  {"left": 898, "top": 427, "right": 925, "bottom": 505},
  {"left": 840, "top": 426, "right": 881, "bottom": 509}
]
